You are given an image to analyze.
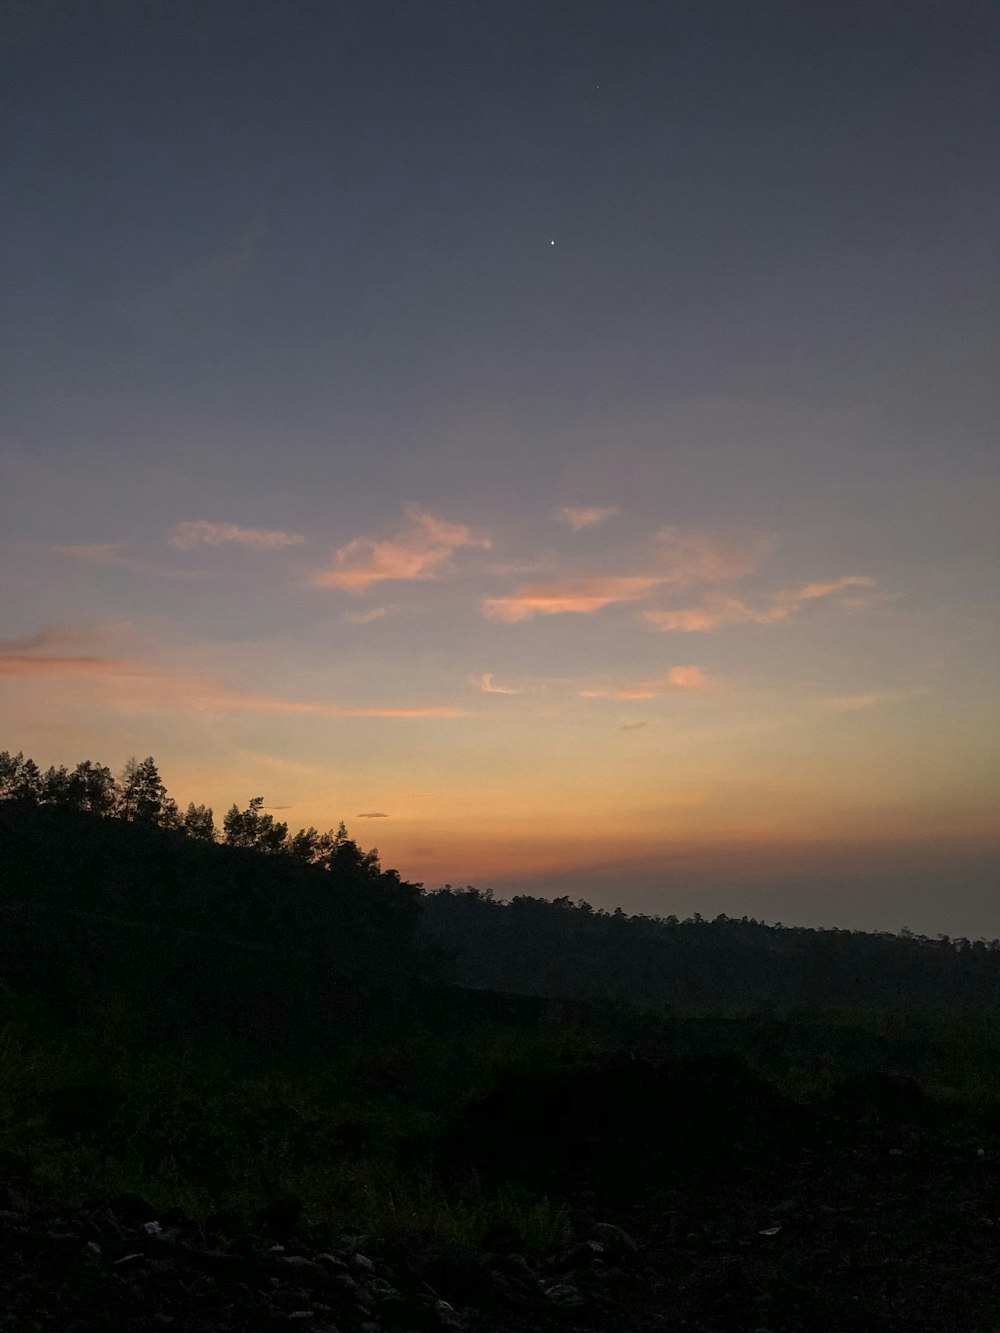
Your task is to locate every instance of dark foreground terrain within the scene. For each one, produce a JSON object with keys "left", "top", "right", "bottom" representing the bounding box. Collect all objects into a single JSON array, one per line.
[{"left": 3, "top": 1064, "right": 1000, "bottom": 1333}]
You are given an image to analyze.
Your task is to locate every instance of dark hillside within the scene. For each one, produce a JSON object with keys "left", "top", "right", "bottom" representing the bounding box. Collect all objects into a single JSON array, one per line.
[
  {"left": 0, "top": 800, "right": 432, "bottom": 1049},
  {"left": 421, "top": 885, "right": 1000, "bottom": 1018}
]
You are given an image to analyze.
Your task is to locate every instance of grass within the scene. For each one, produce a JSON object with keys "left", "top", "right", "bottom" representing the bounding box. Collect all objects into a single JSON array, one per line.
[
  {"left": 6, "top": 990, "right": 1000, "bottom": 1255},
  {"left": 0, "top": 1009, "right": 578, "bottom": 1254}
]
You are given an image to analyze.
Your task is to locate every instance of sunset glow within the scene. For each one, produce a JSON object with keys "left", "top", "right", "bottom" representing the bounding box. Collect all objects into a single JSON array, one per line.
[{"left": 2, "top": 3, "right": 997, "bottom": 935}]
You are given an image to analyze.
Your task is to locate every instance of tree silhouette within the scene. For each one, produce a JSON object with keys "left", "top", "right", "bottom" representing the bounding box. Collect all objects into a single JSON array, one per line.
[
  {"left": 223, "top": 796, "right": 288, "bottom": 852},
  {"left": 66, "top": 760, "right": 119, "bottom": 815},
  {"left": 182, "top": 802, "right": 216, "bottom": 842},
  {"left": 118, "top": 756, "right": 179, "bottom": 828},
  {"left": 0, "top": 751, "right": 42, "bottom": 803}
]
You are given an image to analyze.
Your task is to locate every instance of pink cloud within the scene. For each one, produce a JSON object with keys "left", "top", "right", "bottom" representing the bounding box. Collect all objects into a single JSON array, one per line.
[
  {"left": 555, "top": 505, "right": 620, "bottom": 532},
  {"left": 484, "top": 528, "right": 772, "bottom": 622},
  {"left": 644, "top": 576, "right": 878, "bottom": 632},
  {"left": 0, "top": 653, "right": 154, "bottom": 679},
  {"left": 776, "top": 575, "right": 876, "bottom": 604},
  {"left": 53, "top": 542, "right": 124, "bottom": 563},
  {"left": 579, "top": 664, "right": 711, "bottom": 700},
  {"left": 343, "top": 607, "right": 388, "bottom": 624},
  {"left": 483, "top": 575, "right": 661, "bottom": 622},
  {"left": 169, "top": 520, "right": 304, "bottom": 550},
  {"left": 477, "top": 673, "right": 520, "bottom": 694},
  {"left": 667, "top": 665, "right": 709, "bottom": 690},
  {"left": 313, "top": 504, "right": 490, "bottom": 591},
  {"left": 643, "top": 596, "right": 771, "bottom": 632}
]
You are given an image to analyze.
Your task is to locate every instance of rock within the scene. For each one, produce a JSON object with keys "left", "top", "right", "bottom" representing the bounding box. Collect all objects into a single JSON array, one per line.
[
  {"left": 328, "top": 1272, "right": 362, "bottom": 1298},
  {"left": 484, "top": 1252, "right": 532, "bottom": 1276},
  {"left": 544, "top": 1282, "right": 586, "bottom": 1306},
  {"left": 83, "top": 1207, "right": 124, "bottom": 1241},
  {"left": 315, "top": 1252, "right": 350, "bottom": 1271},
  {"left": 352, "top": 1252, "right": 376, "bottom": 1273},
  {"left": 368, "top": 1277, "right": 398, "bottom": 1298},
  {"left": 379, "top": 1292, "right": 462, "bottom": 1329},
  {"left": 552, "top": 1239, "right": 605, "bottom": 1269},
  {"left": 590, "top": 1222, "right": 639, "bottom": 1255},
  {"left": 277, "top": 1255, "right": 329, "bottom": 1283},
  {"left": 434, "top": 1297, "right": 465, "bottom": 1327}
]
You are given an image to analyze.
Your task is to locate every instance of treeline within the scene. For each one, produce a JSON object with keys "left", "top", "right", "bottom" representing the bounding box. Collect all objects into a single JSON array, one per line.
[
  {"left": 0, "top": 750, "right": 379, "bottom": 872},
  {"left": 420, "top": 887, "right": 1000, "bottom": 1018},
  {"left": 0, "top": 750, "right": 434, "bottom": 1051}
]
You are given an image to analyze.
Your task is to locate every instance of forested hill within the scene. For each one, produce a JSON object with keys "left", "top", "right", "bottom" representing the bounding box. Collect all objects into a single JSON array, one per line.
[
  {"left": 0, "top": 750, "right": 435, "bottom": 1047},
  {"left": 420, "top": 887, "right": 1000, "bottom": 1017},
  {"left": 2, "top": 748, "right": 1000, "bottom": 1028}
]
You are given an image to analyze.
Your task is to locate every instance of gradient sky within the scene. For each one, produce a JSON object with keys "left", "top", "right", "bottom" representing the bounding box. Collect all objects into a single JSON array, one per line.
[{"left": 2, "top": 2, "right": 998, "bottom": 935}]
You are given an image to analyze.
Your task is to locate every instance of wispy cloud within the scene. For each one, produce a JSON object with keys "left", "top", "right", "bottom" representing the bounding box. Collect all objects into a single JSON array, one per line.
[
  {"left": 53, "top": 542, "right": 124, "bottom": 563},
  {"left": 314, "top": 504, "right": 490, "bottom": 592},
  {"left": 476, "top": 672, "right": 520, "bottom": 695},
  {"left": 484, "top": 575, "right": 662, "bottom": 622},
  {"left": 357, "top": 811, "right": 389, "bottom": 818},
  {"left": 819, "top": 686, "right": 931, "bottom": 713},
  {"left": 169, "top": 520, "right": 305, "bottom": 550},
  {"left": 219, "top": 695, "right": 465, "bottom": 719},
  {"left": 483, "top": 528, "right": 771, "bottom": 622},
  {"left": 0, "top": 624, "right": 122, "bottom": 654},
  {"left": 555, "top": 505, "right": 620, "bottom": 532},
  {"left": 619, "top": 721, "right": 650, "bottom": 731},
  {"left": 0, "top": 654, "right": 152, "bottom": 679},
  {"left": 53, "top": 542, "right": 208, "bottom": 581},
  {"left": 644, "top": 576, "right": 877, "bottom": 632},
  {"left": 579, "top": 664, "right": 711, "bottom": 700},
  {"left": 655, "top": 528, "right": 773, "bottom": 585},
  {"left": 0, "top": 627, "right": 465, "bottom": 719},
  {"left": 343, "top": 607, "right": 389, "bottom": 625}
]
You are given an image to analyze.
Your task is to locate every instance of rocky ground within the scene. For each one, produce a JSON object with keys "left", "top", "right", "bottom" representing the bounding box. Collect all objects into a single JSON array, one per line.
[{"left": 3, "top": 1112, "right": 1000, "bottom": 1332}]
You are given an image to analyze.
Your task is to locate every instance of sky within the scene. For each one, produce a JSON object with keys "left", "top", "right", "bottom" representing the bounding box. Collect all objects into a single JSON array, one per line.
[{"left": 2, "top": 1, "right": 998, "bottom": 936}]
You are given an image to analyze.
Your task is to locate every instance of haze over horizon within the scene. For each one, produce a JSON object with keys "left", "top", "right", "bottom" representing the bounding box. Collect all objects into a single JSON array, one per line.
[{"left": 2, "top": 2, "right": 997, "bottom": 937}]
